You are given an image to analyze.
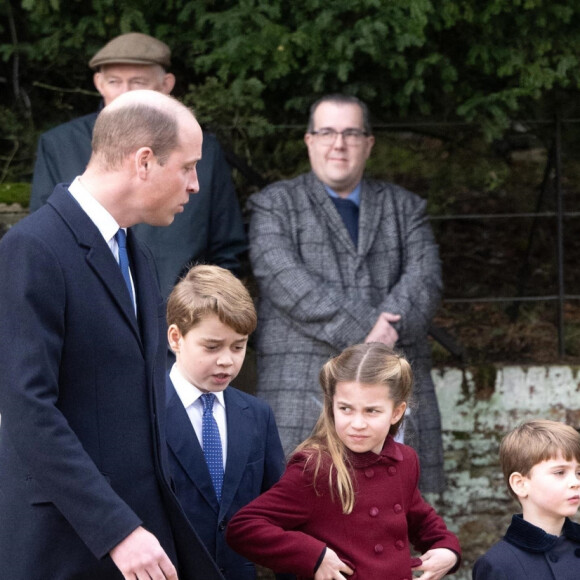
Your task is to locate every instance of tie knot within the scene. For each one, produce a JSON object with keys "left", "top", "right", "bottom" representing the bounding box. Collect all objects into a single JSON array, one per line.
[
  {"left": 201, "top": 393, "right": 215, "bottom": 413},
  {"left": 116, "top": 228, "right": 127, "bottom": 249}
]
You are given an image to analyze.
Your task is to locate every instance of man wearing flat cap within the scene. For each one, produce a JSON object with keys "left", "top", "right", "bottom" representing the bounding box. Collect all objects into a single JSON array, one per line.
[{"left": 30, "top": 32, "right": 247, "bottom": 299}]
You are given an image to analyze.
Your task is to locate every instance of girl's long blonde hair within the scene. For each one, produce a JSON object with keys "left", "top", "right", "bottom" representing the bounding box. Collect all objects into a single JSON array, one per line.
[{"left": 295, "top": 343, "right": 413, "bottom": 514}]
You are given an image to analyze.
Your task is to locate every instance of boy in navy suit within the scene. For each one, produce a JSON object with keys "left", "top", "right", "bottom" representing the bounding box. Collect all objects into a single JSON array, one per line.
[
  {"left": 473, "top": 419, "right": 580, "bottom": 580},
  {"left": 165, "top": 264, "right": 288, "bottom": 580}
]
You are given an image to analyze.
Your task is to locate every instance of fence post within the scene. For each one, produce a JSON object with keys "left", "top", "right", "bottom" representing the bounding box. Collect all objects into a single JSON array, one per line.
[{"left": 555, "top": 115, "right": 565, "bottom": 357}]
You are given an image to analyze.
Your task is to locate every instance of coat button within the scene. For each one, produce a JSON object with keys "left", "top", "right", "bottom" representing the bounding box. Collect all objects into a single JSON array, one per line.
[
  {"left": 218, "top": 520, "right": 227, "bottom": 531},
  {"left": 374, "top": 544, "right": 384, "bottom": 553},
  {"left": 395, "top": 540, "right": 405, "bottom": 550},
  {"left": 393, "top": 503, "right": 403, "bottom": 513},
  {"left": 549, "top": 553, "right": 558, "bottom": 563},
  {"left": 365, "top": 468, "right": 375, "bottom": 478},
  {"left": 369, "top": 507, "right": 379, "bottom": 517},
  {"left": 388, "top": 466, "right": 397, "bottom": 476}
]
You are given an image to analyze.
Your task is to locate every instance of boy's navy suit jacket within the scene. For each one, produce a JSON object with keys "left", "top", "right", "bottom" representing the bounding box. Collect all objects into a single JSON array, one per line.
[{"left": 166, "top": 377, "right": 287, "bottom": 580}]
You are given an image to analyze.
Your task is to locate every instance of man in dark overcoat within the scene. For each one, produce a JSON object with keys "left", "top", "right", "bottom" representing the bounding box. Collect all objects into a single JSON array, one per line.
[
  {"left": 30, "top": 32, "right": 246, "bottom": 299},
  {"left": 0, "top": 90, "right": 223, "bottom": 579}
]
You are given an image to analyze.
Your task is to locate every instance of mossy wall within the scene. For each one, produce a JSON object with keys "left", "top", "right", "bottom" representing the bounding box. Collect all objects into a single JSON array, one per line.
[{"left": 432, "top": 365, "right": 580, "bottom": 579}]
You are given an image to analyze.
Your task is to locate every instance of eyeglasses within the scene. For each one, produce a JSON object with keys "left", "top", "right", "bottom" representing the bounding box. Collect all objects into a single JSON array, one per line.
[{"left": 309, "top": 128, "right": 369, "bottom": 146}]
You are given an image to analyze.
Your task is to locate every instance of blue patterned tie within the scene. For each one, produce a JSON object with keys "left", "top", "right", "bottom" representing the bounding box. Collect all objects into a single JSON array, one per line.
[
  {"left": 115, "top": 229, "right": 135, "bottom": 308},
  {"left": 330, "top": 197, "right": 359, "bottom": 247},
  {"left": 200, "top": 393, "right": 223, "bottom": 501}
]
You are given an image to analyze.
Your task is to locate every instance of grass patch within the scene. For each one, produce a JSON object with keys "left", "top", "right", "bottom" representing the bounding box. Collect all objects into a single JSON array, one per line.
[{"left": 0, "top": 183, "right": 31, "bottom": 207}]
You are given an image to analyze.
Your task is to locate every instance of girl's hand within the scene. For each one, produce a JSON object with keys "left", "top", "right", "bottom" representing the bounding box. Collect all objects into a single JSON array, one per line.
[
  {"left": 314, "top": 547, "right": 354, "bottom": 580},
  {"left": 412, "top": 548, "right": 458, "bottom": 580}
]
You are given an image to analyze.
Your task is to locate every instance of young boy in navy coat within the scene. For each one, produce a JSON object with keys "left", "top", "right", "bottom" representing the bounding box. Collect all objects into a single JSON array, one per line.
[
  {"left": 473, "top": 419, "right": 580, "bottom": 580},
  {"left": 165, "top": 264, "right": 288, "bottom": 580}
]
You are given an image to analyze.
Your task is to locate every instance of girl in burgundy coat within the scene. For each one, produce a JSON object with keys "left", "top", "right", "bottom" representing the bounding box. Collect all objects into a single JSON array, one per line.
[{"left": 227, "top": 343, "right": 460, "bottom": 580}]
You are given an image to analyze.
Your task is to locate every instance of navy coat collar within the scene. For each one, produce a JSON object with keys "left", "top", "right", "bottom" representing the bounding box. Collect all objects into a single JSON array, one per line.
[
  {"left": 47, "top": 185, "right": 150, "bottom": 349},
  {"left": 504, "top": 514, "right": 580, "bottom": 553}
]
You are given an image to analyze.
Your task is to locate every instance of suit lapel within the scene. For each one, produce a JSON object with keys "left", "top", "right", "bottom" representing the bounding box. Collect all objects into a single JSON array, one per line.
[
  {"left": 128, "top": 232, "right": 158, "bottom": 357},
  {"left": 220, "top": 389, "right": 251, "bottom": 517},
  {"left": 48, "top": 186, "right": 141, "bottom": 346},
  {"left": 165, "top": 380, "right": 220, "bottom": 511},
  {"left": 358, "top": 179, "right": 385, "bottom": 257}
]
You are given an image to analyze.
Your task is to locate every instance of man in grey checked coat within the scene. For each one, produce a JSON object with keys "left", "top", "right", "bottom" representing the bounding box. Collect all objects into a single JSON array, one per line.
[{"left": 248, "top": 94, "right": 445, "bottom": 492}]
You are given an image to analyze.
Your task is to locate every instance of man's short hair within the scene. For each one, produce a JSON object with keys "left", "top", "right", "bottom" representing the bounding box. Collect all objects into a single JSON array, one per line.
[
  {"left": 91, "top": 101, "right": 180, "bottom": 169},
  {"left": 89, "top": 32, "right": 171, "bottom": 70},
  {"left": 500, "top": 419, "right": 580, "bottom": 501},
  {"left": 167, "top": 265, "right": 257, "bottom": 337},
  {"left": 307, "top": 94, "right": 372, "bottom": 135}
]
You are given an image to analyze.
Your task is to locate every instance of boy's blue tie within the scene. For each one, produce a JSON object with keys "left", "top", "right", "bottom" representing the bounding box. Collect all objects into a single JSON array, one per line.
[
  {"left": 200, "top": 393, "right": 223, "bottom": 501},
  {"left": 115, "top": 229, "right": 135, "bottom": 307}
]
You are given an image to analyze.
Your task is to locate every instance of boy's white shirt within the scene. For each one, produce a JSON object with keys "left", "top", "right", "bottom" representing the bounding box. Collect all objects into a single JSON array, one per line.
[{"left": 169, "top": 363, "right": 228, "bottom": 468}]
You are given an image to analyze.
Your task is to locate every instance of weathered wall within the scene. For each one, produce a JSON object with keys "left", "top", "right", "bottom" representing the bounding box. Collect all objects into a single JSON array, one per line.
[
  {"left": 0, "top": 203, "right": 27, "bottom": 230},
  {"left": 432, "top": 365, "right": 580, "bottom": 580}
]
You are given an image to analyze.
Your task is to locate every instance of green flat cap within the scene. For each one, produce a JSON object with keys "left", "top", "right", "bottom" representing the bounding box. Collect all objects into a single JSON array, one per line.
[{"left": 89, "top": 32, "right": 171, "bottom": 70}]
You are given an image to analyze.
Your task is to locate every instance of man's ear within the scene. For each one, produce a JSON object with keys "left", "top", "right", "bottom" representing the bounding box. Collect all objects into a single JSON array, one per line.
[
  {"left": 93, "top": 72, "right": 105, "bottom": 97},
  {"left": 135, "top": 147, "right": 154, "bottom": 178},
  {"left": 167, "top": 324, "right": 182, "bottom": 353},
  {"left": 161, "top": 72, "right": 176, "bottom": 95},
  {"left": 509, "top": 472, "right": 529, "bottom": 499}
]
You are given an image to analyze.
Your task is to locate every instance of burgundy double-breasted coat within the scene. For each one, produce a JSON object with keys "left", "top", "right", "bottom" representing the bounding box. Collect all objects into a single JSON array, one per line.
[{"left": 227, "top": 436, "right": 460, "bottom": 580}]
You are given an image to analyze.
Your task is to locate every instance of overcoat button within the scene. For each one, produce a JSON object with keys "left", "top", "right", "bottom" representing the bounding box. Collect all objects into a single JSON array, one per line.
[
  {"left": 374, "top": 544, "right": 384, "bottom": 553},
  {"left": 365, "top": 468, "right": 375, "bottom": 478},
  {"left": 393, "top": 503, "right": 403, "bottom": 513},
  {"left": 388, "top": 466, "right": 397, "bottom": 476},
  {"left": 369, "top": 507, "right": 379, "bottom": 517},
  {"left": 395, "top": 540, "right": 405, "bottom": 550}
]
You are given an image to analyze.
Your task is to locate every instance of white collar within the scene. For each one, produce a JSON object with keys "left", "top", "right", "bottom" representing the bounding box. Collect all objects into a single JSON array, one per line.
[
  {"left": 169, "top": 363, "right": 226, "bottom": 410},
  {"left": 68, "top": 177, "right": 120, "bottom": 245}
]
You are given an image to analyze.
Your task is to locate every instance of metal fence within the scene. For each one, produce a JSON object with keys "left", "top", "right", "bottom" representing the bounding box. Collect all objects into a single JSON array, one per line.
[{"left": 224, "top": 117, "right": 580, "bottom": 360}]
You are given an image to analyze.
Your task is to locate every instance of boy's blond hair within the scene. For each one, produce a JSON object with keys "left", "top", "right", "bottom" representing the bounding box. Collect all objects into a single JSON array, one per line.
[
  {"left": 500, "top": 419, "right": 580, "bottom": 501},
  {"left": 167, "top": 265, "right": 257, "bottom": 336}
]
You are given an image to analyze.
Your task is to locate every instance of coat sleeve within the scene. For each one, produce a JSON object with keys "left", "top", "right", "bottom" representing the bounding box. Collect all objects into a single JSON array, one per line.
[
  {"left": 0, "top": 228, "right": 142, "bottom": 558},
  {"left": 374, "top": 191, "right": 442, "bottom": 343},
  {"left": 472, "top": 554, "right": 510, "bottom": 580},
  {"left": 227, "top": 459, "right": 326, "bottom": 577},
  {"left": 403, "top": 449, "right": 461, "bottom": 566},
  {"left": 202, "top": 136, "right": 247, "bottom": 274},
  {"left": 248, "top": 187, "right": 381, "bottom": 350}
]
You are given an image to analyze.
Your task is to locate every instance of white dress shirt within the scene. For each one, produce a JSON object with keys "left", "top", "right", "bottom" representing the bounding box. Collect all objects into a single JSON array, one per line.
[{"left": 169, "top": 363, "right": 228, "bottom": 468}]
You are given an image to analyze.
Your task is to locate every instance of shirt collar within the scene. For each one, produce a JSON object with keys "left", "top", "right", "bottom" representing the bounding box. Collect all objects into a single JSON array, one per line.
[
  {"left": 169, "top": 363, "right": 226, "bottom": 410},
  {"left": 68, "top": 177, "right": 120, "bottom": 245},
  {"left": 324, "top": 183, "right": 361, "bottom": 207}
]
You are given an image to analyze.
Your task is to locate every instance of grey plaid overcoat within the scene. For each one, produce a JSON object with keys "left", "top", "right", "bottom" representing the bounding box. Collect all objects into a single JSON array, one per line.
[{"left": 248, "top": 171, "right": 445, "bottom": 492}]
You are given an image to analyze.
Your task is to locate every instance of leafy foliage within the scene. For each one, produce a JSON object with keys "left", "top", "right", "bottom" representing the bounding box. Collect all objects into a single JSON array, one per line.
[{"left": 2, "top": 0, "right": 580, "bottom": 185}]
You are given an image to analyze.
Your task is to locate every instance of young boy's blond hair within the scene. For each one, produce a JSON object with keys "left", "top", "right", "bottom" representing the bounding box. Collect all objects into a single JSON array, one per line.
[
  {"left": 167, "top": 265, "right": 257, "bottom": 336},
  {"left": 499, "top": 419, "right": 580, "bottom": 501}
]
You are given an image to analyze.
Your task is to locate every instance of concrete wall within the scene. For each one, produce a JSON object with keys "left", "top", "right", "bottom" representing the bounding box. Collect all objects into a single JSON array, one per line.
[
  {"left": 0, "top": 203, "right": 27, "bottom": 230},
  {"left": 432, "top": 365, "right": 580, "bottom": 579}
]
